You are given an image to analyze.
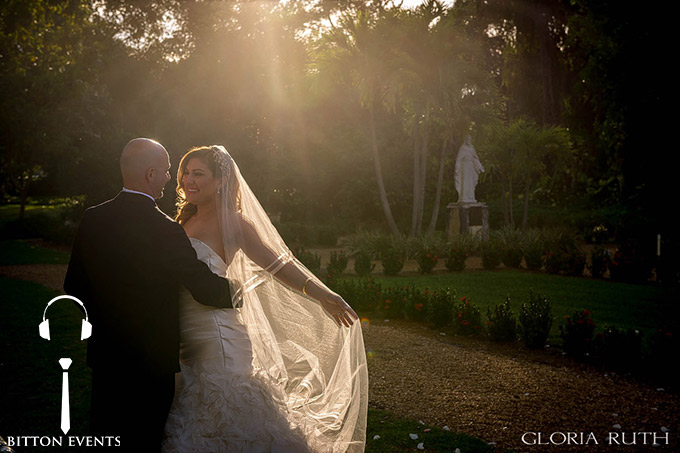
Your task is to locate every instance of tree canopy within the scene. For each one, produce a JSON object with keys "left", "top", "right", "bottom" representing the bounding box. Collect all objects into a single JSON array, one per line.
[{"left": 0, "top": 0, "right": 669, "bottom": 237}]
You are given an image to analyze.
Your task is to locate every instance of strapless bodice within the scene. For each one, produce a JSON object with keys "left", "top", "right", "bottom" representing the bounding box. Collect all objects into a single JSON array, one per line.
[
  {"left": 177, "top": 238, "right": 252, "bottom": 371},
  {"left": 188, "top": 237, "right": 228, "bottom": 276}
]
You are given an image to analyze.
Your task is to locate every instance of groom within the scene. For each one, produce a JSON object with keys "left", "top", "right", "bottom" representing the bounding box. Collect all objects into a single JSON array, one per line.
[{"left": 64, "top": 138, "right": 233, "bottom": 451}]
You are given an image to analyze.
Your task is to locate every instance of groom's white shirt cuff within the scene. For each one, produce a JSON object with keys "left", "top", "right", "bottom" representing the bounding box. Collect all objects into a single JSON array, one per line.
[{"left": 121, "top": 187, "right": 156, "bottom": 203}]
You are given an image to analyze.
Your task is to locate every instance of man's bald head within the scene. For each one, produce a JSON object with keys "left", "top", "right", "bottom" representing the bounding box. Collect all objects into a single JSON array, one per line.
[{"left": 120, "top": 138, "right": 171, "bottom": 199}]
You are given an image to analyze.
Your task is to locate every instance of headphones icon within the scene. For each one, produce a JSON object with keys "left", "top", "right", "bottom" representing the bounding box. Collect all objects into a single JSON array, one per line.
[{"left": 39, "top": 295, "right": 92, "bottom": 341}]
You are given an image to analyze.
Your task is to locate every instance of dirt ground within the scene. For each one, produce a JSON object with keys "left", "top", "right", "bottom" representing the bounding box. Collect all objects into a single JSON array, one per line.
[{"left": 2, "top": 248, "right": 677, "bottom": 452}]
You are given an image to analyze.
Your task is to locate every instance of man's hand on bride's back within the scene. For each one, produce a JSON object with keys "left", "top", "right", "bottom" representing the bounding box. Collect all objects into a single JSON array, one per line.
[{"left": 319, "top": 293, "right": 359, "bottom": 328}]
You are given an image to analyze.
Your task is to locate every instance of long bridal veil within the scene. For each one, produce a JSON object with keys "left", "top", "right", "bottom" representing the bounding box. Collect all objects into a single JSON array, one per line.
[{"left": 208, "top": 145, "right": 368, "bottom": 452}]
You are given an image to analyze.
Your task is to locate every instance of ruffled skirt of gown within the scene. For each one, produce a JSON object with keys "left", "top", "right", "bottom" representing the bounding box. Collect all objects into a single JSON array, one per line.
[{"left": 162, "top": 288, "right": 312, "bottom": 453}]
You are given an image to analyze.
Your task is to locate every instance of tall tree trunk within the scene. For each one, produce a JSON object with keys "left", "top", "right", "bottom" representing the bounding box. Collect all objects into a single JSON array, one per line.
[
  {"left": 536, "top": 4, "right": 557, "bottom": 126},
  {"left": 427, "top": 136, "right": 450, "bottom": 234},
  {"left": 508, "top": 178, "right": 514, "bottom": 227},
  {"left": 19, "top": 181, "right": 29, "bottom": 221},
  {"left": 415, "top": 105, "right": 431, "bottom": 236},
  {"left": 522, "top": 178, "right": 531, "bottom": 231},
  {"left": 410, "top": 124, "right": 421, "bottom": 236},
  {"left": 368, "top": 105, "right": 400, "bottom": 236}
]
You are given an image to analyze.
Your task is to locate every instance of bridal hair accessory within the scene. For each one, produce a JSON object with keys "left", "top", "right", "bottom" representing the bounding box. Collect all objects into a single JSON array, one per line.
[
  {"left": 210, "top": 145, "right": 233, "bottom": 179},
  {"left": 40, "top": 295, "right": 92, "bottom": 341}
]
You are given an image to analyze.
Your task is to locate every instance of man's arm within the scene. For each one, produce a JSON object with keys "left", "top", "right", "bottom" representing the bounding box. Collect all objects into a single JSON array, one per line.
[{"left": 63, "top": 212, "right": 92, "bottom": 306}]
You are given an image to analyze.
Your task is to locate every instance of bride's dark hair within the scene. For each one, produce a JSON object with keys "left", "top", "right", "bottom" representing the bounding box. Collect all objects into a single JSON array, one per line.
[{"left": 175, "top": 146, "right": 221, "bottom": 225}]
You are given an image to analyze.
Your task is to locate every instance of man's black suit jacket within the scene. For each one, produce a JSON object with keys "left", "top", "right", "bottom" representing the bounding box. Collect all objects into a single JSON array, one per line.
[{"left": 64, "top": 191, "right": 232, "bottom": 375}]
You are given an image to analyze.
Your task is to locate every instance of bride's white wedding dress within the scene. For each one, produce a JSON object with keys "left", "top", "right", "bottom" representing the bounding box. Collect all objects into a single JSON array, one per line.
[{"left": 162, "top": 238, "right": 311, "bottom": 452}]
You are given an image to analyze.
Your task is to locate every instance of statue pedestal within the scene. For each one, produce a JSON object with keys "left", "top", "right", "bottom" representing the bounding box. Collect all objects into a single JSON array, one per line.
[{"left": 447, "top": 202, "right": 489, "bottom": 240}]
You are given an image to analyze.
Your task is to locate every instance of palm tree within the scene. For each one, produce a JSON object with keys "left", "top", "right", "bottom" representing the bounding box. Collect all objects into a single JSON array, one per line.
[
  {"left": 313, "top": 9, "right": 401, "bottom": 235},
  {"left": 390, "top": 1, "right": 485, "bottom": 236},
  {"left": 481, "top": 119, "right": 573, "bottom": 230}
]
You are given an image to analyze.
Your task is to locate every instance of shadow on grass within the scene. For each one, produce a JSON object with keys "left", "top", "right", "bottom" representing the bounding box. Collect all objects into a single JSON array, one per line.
[{"left": 367, "top": 407, "right": 506, "bottom": 452}]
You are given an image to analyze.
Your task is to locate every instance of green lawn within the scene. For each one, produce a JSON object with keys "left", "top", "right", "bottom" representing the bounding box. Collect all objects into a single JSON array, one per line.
[{"left": 0, "top": 239, "right": 71, "bottom": 265}]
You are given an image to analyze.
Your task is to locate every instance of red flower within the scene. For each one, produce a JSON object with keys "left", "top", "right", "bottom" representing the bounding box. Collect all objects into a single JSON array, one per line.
[
  {"left": 461, "top": 320, "right": 469, "bottom": 326},
  {"left": 415, "top": 303, "right": 424, "bottom": 312}
]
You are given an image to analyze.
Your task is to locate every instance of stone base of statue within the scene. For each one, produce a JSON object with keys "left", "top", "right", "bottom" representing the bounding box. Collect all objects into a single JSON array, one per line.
[{"left": 447, "top": 202, "right": 489, "bottom": 240}]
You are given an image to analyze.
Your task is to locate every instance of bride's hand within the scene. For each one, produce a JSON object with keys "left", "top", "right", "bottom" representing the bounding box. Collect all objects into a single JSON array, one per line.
[{"left": 320, "top": 292, "right": 359, "bottom": 328}]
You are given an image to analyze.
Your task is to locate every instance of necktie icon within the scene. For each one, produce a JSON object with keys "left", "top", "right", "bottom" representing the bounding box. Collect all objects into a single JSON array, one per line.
[{"left": 59, "top": 358, "right": 72, "bottom": 434}]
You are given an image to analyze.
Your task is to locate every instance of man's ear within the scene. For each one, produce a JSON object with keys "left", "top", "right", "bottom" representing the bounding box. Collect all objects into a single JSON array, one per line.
[{"left": 145, "top": 167, "right": 155, "bottom": 182}]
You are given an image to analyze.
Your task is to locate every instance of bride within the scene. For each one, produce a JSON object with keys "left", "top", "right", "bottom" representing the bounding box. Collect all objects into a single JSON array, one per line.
[{"left": 162, "top": 145, "right": 368, "bottom": 452}]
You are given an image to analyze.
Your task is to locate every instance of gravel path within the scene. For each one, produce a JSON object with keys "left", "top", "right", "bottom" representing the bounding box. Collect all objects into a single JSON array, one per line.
[
  {"left": 363, "top": 318, "right": 679, "bottom": 452},
  {"left": 3, "top": 262, "right": 678, "bottom": 452}
]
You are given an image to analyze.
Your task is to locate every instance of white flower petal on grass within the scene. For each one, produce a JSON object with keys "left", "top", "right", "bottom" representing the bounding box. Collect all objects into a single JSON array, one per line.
[
  {"left": 613, "top": 424, "right": 622, "bottom": 429},
  {"left": 442, "top": 426, "right": 450, "bottom": 431},
  {"left": 419, "top": 420, "right": 425, "bottom": 425},
  {"left": 417, "top": 442, "right": 425, "bottom": 450},
  {"left": 373, "top": 435, "right": 381, "bottom": 440},
  {"left": 409, "top": 433, "right": 419, "bottom": 440},
  {"left": 661, "top": 427, "right": 670, "bottom": 433},
  {"left": 455, "top": 449, "right": 461, "bottom": 453}
]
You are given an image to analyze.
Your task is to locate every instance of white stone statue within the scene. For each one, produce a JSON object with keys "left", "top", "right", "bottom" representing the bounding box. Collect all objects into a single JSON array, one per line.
[{"left": 455, "top": 135, "right": 484, "bottom": 203}]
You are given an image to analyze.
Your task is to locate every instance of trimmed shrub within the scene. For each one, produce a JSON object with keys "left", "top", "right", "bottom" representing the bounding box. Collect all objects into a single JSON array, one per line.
[
  {"left": 486, "top": 298, "right": 518, "bottom": 342},
  {"left": 519, "top": 291, "right": 553, "bottom": 349},
  {"left": 353, "top": 251, "right": 375, "bottom": 277},
  {"left": 452, "top": 296, "right": 483, "bottom": 335},
  {"left": 381, "top": 248, "right": 405, "bottom": 276},
  {"left": 560, "top": 309, "right": 596, "bottom": 358}
]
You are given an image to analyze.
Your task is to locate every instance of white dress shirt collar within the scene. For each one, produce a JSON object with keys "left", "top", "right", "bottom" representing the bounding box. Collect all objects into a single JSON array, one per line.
[{"left": 121, "top": 187, "right": 156, "bottom": 203}]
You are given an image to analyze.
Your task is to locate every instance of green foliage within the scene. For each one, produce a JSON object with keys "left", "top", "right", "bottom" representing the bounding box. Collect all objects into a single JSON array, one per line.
[
  {"left": 444, "top": 246, "right": 468, "bottom": 272},
  {"left": 292, "top": 246, "right": 321, "bottom": 276},
  {"left": 380, "top": 285, "right": 408, "bottom": 319},
  {"left": 480, "top": 237, "right": 502, "bottom": 270},
  {"left": 326, "top": 251, "right": 349, "bottom": 278},
  {"left": 416, "top": 249, "right": 439, "bottom": 274},
  {"left": 609, "top": 240, "right": 653, "bottom": 284},
  {"left": 522, "top": 229, "right": 545, "bottom": 271},
  {"left": 404, "top": 285, "right": 430, "bottom": 322},
  {"left": 542, "top": 228, "right": 585, "bottom": 276},
  {"left": 592, "top": 325, "right": 643, "bottom": 373},
  {"left": 486, "top": 298, "right": 518, "bottom": 342},
  {"left": 427, "top": 288, "right": 455, "bottom": 328},
  {"left": 380, "top": 248, "right": 405, "bottom": 276},
  {"left": 519, "top": 291, "right": 553, "bottom": 349},
  {"left": 560, "top": 309, "right": 596, "bottom": 358},
  {"left": 331, "top": 277, "right": 383, "bottom": 314},
  {"left": 451, "top": 296, "right": 482, "bottom": 335},
  {"left": 497, "top": 225, "right": 524, "bottom": 268},
  {"left": 588, "top": 246, "right": 611, "bottom": 279},
  {"left": 353, "top": 251, "right": 375, "bottom": 277}
]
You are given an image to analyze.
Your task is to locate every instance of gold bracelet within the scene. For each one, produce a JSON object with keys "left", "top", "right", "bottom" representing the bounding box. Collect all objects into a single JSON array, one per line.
[{"left": 302, "top": 277, "right": 313, "bottom": 295}]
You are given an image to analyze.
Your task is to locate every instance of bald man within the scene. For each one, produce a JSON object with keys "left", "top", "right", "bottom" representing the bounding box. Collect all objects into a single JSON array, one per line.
[{"left": 64, "top": 138, "right": 233, "bottom": 451}]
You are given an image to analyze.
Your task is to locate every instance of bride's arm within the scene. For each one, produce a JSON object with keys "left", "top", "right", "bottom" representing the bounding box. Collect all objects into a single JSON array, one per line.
[{"left": 238, "top": 216, "right": 358, "bottom": 327}]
